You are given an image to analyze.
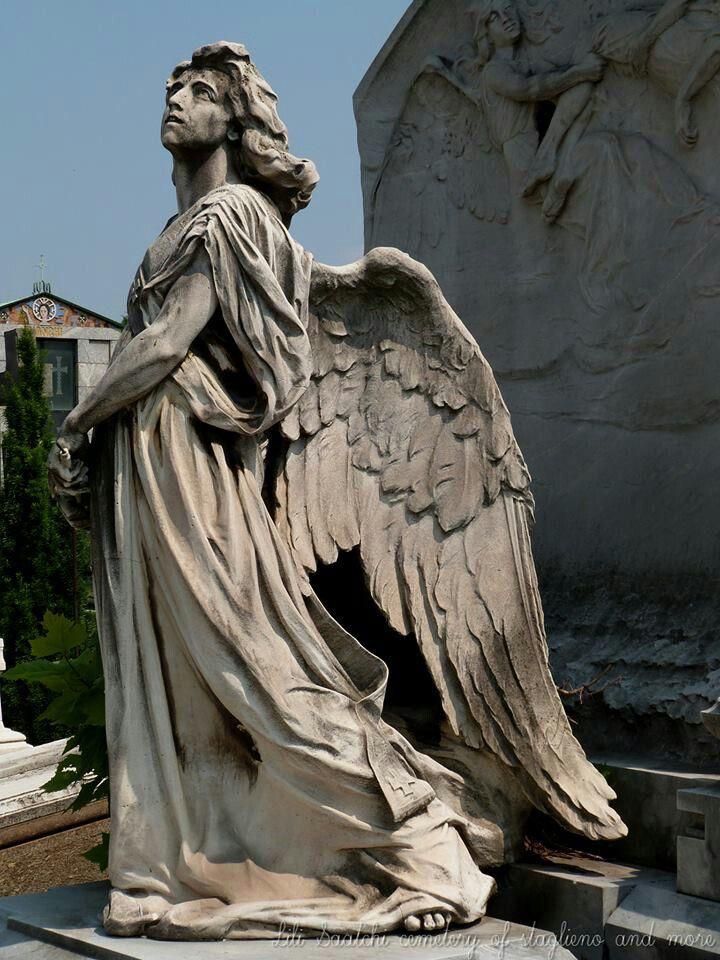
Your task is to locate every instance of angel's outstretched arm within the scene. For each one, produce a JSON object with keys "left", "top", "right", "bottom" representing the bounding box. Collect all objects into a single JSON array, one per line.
[
  {"left": 488, "top": 57, "right": 604, "bottom": 103},
  {"left": 62, "top": 251, "right": 217, "bottom": 435},
  {"left": 641, "top": 0, "right": 689, "bottom": 49}
]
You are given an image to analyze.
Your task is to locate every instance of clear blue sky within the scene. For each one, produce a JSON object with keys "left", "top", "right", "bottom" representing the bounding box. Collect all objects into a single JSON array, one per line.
[{"left": 0, "top": 1, "right": 408, "bottom": 321}]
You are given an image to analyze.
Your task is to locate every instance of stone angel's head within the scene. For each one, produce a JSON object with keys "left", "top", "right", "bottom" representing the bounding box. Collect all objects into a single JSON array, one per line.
[
  {"left": 470, "top": 0, "right": 523, "bottom": 63},
  {"left": 162, "top": 41, "right": 319, "bottom": 221}
]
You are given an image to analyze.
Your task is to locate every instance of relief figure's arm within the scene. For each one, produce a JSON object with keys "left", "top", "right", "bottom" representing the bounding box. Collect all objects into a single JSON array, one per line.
[
  {"left": 642, "top": 0, "right": 690, "bottom": 47},
  {"left": 489, "top": 58, "right": 604, "bottom": 103},
  {"left": 64, "top": 251, "right": 217, "bottom": 435}
]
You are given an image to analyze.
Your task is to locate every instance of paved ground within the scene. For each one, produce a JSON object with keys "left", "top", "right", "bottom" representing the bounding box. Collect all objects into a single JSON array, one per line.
[{"left": 0, "top": 819, "right": 108, "bottom": 898}]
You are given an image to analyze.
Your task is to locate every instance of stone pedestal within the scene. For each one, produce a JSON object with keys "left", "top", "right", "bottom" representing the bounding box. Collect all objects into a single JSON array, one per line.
[
  {"left": 0, "top": 883, "right": 576, "bottom": 960},
  {"left": 677, "top": 786, "right": 720, "bottom": 902}
]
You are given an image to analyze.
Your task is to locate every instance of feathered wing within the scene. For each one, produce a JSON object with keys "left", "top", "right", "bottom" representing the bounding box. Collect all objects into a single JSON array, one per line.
[
  {"left": 369, "top": 69, "right": 509, "bottom": 252},
  {"left": 273, "top": 248, "right": 626, "bottom": 842}
]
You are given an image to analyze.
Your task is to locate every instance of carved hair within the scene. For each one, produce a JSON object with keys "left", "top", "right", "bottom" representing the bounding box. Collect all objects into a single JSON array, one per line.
[{"left": 169, "top": 42, "right": 319, "bottom": 222}]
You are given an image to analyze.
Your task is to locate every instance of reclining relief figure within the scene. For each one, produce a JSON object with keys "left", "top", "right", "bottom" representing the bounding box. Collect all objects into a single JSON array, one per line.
[{"left": 48, "top": 42, "right": 625, "bottom": 940}]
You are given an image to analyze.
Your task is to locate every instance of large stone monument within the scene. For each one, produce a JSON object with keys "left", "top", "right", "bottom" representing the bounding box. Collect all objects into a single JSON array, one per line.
[
  {"left": 355, "top": 0, "right": 720, "bottom": 763},
  {"left": 38, "top": 39, "right": 625, "bottom": 941}
]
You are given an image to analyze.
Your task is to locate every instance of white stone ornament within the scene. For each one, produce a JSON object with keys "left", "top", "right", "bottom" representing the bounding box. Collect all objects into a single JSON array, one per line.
[
  {"left": 47, "top": 40, "right": 626, "bottom": 941},
  {"left": 0, "top": 638, "right": 30, "bottom": 758}
]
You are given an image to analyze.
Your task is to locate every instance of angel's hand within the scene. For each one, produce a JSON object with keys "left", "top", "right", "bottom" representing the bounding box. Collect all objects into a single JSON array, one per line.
[
  {"left": 574, "top": 53, "right": 605, "bottom": 84},
  {"left": 48, "top": 426, "right": 90, "bottom": 495}
]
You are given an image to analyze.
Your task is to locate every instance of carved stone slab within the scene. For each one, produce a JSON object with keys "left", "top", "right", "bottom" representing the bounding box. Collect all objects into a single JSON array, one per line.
[{"left": 355, "top": 0, "right": 720, "bottom": 756}]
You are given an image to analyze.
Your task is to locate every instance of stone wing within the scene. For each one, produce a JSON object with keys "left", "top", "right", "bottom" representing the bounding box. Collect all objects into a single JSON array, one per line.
[
  {"left": 369, "top": 70, "right": 509, "bottom": 251},
  {"left": 273, "top": 248, "right": 626, "bottom": 842}
]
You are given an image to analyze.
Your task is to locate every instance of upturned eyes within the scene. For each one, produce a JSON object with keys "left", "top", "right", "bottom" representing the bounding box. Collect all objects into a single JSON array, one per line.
[{"left": 193, "top": 85, "right": 215, "bottom": 102}]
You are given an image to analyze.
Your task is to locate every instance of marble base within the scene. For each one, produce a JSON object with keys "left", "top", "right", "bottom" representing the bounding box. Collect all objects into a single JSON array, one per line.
[{"left": 0, "top": 883, "right": 575, "bottom": 960}]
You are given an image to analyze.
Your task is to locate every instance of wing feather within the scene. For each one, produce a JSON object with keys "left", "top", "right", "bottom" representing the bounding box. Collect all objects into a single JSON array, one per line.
[{"left": 273, "top": 249, "right": 626, "bottom": 841}]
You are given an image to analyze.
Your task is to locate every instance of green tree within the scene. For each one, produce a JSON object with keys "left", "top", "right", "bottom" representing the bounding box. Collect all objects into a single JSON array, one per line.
[{"left": 0, "top": 327, "right": 90, "bottom": 741}]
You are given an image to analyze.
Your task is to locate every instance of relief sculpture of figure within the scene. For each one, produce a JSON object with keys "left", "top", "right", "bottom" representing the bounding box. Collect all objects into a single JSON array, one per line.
[
  {"left": 526, "top": 0, "right": 720, "bottom": 208},
  {"left": 374, "top": 0, "right": 603, "bottom": 242},
  {"left": 404, "top": 0, "right": 720, "bottom": 226},
  {"left": 47, "top": 41, "right": 625, "bottom": 941}
]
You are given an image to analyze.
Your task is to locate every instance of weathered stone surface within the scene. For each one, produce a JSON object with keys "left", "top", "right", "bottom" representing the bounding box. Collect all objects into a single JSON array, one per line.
[{"left": 355, "top": 0, "right": 720, "bottom": 750}]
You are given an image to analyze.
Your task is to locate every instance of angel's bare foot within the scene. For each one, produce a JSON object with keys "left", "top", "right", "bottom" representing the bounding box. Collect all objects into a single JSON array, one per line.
[
  {"left": 676, "top": 99, "right": 698, "bottom": 147},
  {"left": 542, "top": 177, "right": 574, "bottom": 223},
  {"left": 103, "top": 890, "right": 166, "bottom": 938},
  {"left": 404, "top": 912, "right": 452, "bottom": 933},
  {"left": 522, "top": 148, "right": 558, "bottom": 199}
]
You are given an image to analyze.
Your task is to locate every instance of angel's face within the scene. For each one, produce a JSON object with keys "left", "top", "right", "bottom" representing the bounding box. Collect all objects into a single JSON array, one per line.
[
  {"left": 486, "top": 1, "right": 522, "bottom": 47},
  {"left": 162, "top": 68, "right": 234, "bottom": 154}
]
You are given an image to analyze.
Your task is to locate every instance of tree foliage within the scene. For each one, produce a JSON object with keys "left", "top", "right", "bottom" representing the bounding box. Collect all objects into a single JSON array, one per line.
[
  {"left": 0, "top": 327, "right": 90, "bottom": 741},
  {"left": 5, "top": 611, "right": 108, "bottom": 867}
]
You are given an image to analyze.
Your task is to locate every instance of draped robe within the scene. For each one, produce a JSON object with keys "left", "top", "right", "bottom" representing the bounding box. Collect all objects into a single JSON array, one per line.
[{"left": 90, "top": 184, "right": 497, "bottom": 939}]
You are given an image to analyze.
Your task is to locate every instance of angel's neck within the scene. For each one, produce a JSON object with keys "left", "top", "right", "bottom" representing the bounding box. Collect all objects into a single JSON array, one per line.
[
  {"left": 172, "top": 144, "right": 241, "bottom": 214},
  {"left": 495, "top": 45, "right": 518, "bottom": 63}
]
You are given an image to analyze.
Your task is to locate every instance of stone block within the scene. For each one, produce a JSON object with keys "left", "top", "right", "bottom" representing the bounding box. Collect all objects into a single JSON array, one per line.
[
  {"left": 606, "top": 884, "right": 720, "bottom": 960},
  {"left": 0, "top": 883, "right": 577, "bottom": 960},
  {"left": 592, "top": 755, "right": 720, "bottom": 871},
  {"left": 77, "top": 362, "right": 108, "bottom": 390},
  {"left": 491, "top": 857, "right": 674, "bottom": 960},
  {"left": 677, "top": 786, "right": 720, "bottom": 901},
  {"left": 76, "top": 340, "right": 111, "bottom": 365}
]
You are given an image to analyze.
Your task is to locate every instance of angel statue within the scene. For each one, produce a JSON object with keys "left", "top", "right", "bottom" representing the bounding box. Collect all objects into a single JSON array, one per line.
[{"left": 47, "top": 41, "right": 625, "bottom": 941}]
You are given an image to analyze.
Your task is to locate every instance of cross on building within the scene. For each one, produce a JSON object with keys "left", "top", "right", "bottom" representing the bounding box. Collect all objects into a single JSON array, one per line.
[{"left": 51, "top": 353, "right": 69, "bottom": 396}]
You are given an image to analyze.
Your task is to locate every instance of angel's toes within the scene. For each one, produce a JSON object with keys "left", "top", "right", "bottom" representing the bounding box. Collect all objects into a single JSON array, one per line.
[{"left": 404, "top": 916, "right": 422, "bottom": 933}]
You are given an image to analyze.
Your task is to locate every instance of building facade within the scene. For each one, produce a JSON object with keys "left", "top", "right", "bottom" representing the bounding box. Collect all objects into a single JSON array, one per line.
[{"left": 0, "top": 284, "right": 121, "bottom": 432}]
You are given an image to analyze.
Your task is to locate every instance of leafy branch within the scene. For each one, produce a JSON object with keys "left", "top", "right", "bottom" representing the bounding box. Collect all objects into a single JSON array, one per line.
[{"left": 5, "top": 611, "right": 109, "bottom": 867}]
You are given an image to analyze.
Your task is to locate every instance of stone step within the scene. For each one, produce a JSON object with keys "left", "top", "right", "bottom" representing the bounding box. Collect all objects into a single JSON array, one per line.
[
  {"left": 491, "top": 856, "right": 675, "bottom": 960},
  {"left": 606, "top": 884, "right": 720, "bottom": 960},
  {"left": 591, "top": 754, "right": 720, "bottom": 871}
]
